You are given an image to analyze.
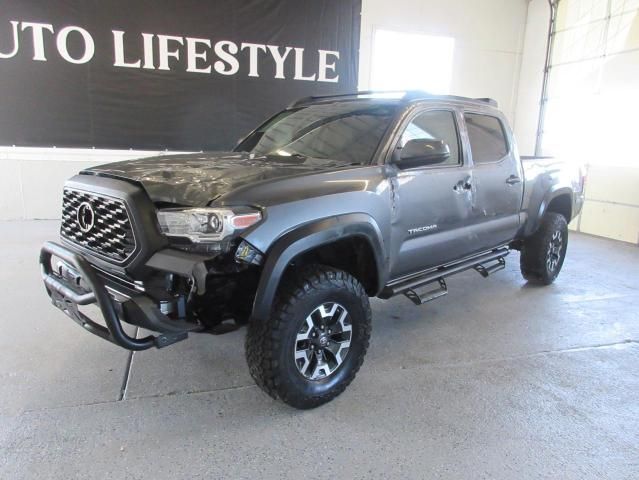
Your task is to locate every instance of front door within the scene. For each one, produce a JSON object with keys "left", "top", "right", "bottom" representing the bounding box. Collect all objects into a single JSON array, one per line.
[{"left": 388, "top": 108, "right": 476, "bottom": 279}]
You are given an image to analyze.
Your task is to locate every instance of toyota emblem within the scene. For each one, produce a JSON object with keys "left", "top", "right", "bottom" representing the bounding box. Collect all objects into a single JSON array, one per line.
[{"left": 77, "top": 201, "right": 95, "bottom": 233}]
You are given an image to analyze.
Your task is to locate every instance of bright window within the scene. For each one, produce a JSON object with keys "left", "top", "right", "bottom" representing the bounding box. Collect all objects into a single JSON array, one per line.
[
  {"left": 370, "top": 29, "right": 455, "bottom": 94},
  {"left": 400, "top": 110, "right": 461, "bottom": 166},
  {"left": 465, "top": 114, "right": 508, "bottom": 164},
  {"left": 542, "top": 1, "right": 639, "bottom": 166}
]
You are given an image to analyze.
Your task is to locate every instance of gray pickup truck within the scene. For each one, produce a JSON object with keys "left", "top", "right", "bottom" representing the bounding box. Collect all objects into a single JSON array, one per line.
[{"left": 40, "top": 91, "right": 585, "bottom": 409}]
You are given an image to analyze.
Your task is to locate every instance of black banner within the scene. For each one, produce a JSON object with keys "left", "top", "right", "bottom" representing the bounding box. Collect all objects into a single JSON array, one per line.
[{"left": 0, "top": 1, "right": 360, "bottom": 150}]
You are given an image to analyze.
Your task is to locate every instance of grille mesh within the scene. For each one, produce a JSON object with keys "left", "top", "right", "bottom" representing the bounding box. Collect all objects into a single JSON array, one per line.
[{"left": 61, "top": 189, "right": 136, "bottom": 262}]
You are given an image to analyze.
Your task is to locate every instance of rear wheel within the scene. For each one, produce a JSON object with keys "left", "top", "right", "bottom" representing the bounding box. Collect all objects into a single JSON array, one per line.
[
  {"left": 245, "top": 265, "right": 371, "bottom": 409},
  {"left": 520, "top": 212, "right": 568, "bottom": 285}
]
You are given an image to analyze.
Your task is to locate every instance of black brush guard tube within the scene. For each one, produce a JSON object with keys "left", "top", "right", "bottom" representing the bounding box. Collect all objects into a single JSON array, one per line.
[{"left": 40, "top": 241, "right": 161, "bottom": 350}]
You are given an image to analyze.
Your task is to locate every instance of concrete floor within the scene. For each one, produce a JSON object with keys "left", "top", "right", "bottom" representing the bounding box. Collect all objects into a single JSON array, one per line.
[{"left": 0, "top": 220, "right": 637, "bottom": 479}]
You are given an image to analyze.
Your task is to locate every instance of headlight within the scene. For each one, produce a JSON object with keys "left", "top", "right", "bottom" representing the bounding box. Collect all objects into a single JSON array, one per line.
[{"left": 157, "top": 207, "right": 262, "bottom": 243}]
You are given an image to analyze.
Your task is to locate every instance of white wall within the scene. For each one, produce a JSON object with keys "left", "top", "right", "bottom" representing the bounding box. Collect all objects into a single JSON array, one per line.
[
  {"left": 0, "top": 147, "right": 170, "bottom": 219},
  {"left": 577, "top": 165, "right": 639, "bottom": 244},
  {"left": 512, "top": 0, "right": 549, "bottom": 156},
  {"left": 359, "top": 0, "right": 529, "bottom": 123}
]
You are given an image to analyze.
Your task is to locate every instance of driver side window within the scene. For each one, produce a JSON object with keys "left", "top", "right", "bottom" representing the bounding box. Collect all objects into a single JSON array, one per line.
[{"left": 400, "top": 110, "right": 461, "bottom": 166}]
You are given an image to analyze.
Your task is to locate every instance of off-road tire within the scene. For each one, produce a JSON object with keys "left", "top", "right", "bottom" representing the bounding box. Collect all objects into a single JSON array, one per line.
[
  {"left": 520, "top": 212, "right": 568, "bottom": 285},
  {"left": 245, "top": 265, "right": 372, "bottom": 409}
]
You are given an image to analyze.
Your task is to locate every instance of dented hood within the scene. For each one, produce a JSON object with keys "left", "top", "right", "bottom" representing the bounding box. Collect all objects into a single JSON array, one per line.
[{"left": 83, "top": 152, "right": 349, "bottom": 206}]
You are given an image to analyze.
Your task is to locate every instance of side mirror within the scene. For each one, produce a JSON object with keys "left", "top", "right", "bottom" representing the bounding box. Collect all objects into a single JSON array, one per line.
[{"left": 396, "top": 139, "right": 450, "bottom": 168}]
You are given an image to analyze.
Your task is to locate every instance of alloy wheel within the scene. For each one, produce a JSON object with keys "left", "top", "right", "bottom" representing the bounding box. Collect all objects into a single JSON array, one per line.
[
  {"left": 546, "top": 230, "right": 563, "bottom": 272},
  {"left": 293, "top": 302, "right": 352, "bottom": 380}
]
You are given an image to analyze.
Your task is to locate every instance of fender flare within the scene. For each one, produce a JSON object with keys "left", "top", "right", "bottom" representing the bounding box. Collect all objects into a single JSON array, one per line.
[
  {"left": 251, "top": 213, "right": 386, "bottom": 321},
  {"left": 529, "top": 186, "right": 573, "bottom": 236}
]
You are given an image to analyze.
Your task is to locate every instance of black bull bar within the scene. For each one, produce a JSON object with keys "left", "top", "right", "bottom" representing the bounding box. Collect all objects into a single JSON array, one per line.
[{"left": 39, "top": 241, "right": 189, "bottom": 350}]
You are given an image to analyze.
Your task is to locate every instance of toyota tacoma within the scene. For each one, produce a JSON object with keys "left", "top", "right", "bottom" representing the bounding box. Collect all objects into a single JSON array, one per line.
[{"left": 40, "top": 91, "right": 585, "bottom": 409}]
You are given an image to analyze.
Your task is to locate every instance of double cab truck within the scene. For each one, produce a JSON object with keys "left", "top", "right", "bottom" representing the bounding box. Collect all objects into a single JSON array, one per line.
[{"left": 40, "top": 91, "right": 585, "bottom": 409}]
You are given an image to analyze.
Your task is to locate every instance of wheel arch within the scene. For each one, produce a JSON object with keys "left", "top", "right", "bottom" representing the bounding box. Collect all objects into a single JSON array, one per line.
[
  {"left": 526, "top": 186, "right": 574, "bottom": 237},
  {"left": 251, "top": 214, "right": 386, "bottom": 321},
  {"left": 545, "top": 192, "right": 572, "bottom": 223}
]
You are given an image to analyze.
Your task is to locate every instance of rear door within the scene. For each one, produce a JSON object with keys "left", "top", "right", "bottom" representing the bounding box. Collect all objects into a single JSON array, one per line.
[{"left": 462, "top": 111, "right": 524, "bottom": 248}]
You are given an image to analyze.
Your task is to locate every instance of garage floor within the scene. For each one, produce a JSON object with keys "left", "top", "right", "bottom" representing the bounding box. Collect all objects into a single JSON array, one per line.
[{"left": 1, "top": 220, "right": 637, "bottom": 479}]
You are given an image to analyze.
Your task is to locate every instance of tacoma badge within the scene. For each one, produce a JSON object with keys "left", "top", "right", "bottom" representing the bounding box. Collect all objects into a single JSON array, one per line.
[{"left": 408, "top": 224, "right": 437, "bottom": 235}]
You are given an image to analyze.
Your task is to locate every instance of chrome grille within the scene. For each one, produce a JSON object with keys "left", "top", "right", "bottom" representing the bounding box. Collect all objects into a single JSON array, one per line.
[{"left": 61, "top": 189, "right": 136, "bottom": 262}]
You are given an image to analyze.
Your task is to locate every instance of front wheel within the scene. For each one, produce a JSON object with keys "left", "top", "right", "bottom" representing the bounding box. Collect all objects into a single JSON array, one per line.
[
  {"left": 245, "top": 265, "right": 371, "bottom": 409},
  {"left": 520, "top": 212, "right": 568, "bottom": 285}
]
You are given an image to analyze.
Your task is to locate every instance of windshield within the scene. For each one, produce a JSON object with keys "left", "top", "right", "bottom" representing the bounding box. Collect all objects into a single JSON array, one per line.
[{"left": 235, "top": 101, "right": 397, "bottom": 164}]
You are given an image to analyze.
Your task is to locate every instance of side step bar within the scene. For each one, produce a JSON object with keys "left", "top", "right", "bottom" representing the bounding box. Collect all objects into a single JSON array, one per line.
[
  {"left": 383, "top": 248, "right": 509, "bottom": 306},
  {"left": 404, "top": 278, "right": 448, "bottom": 306},
  {"left": 474, "top": 256, "right": 506, "bottom": 278}
]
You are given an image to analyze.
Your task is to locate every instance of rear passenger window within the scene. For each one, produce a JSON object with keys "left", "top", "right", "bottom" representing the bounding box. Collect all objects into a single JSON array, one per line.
[
  {"left": 399, "top": 110, "right": 460, "bottom": 166},
  {"left": 464, "top": 113, "right": 508, "bottom": 164}
]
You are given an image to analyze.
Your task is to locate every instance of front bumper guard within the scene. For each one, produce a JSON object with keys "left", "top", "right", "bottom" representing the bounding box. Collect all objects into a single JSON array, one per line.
[{"left": 40, "top": 241, "right": 189, "bottom": 351}]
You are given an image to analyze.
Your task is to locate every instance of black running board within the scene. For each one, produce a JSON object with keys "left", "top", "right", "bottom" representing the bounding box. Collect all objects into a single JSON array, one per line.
[
  {"left": 404, "top": 278, "right": 448, "bottom": 305},
  {"left": 381, "top": 248, "right": 509, "bottom": 305},
  {"left": 474, "top": 256, "right": 506, "bottom": 277}
]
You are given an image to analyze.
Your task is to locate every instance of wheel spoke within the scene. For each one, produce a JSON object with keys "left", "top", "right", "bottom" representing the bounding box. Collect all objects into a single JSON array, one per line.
[
  {"left": 310, "top": 359, "right": 331, "bottom": 380},
  {"left": 335, "top": 308, "right": 352, "bottom": 334},
  {"left": 295, "top": 348, "right": 312, "bottom": 376},
  {"left": 325, "top": 338, "right": 350, "bottom": 366},
  {"left": 318, "top": 302, "right": 338, "bottom": 321},
  {"left": 296, "top": 314, "right": 315, "bottom": 342}
]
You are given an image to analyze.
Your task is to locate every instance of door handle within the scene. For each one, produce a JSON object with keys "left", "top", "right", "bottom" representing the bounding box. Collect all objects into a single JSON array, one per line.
[
  {"left": 454, "top": 179, "right": 472, "bottom": 192},
  {"left": 506, "top": 175, "right": 521, "bottom": 185}
]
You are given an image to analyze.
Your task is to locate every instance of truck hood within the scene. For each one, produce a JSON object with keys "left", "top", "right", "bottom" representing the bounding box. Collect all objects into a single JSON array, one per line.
[{"left": 83, "top": 152, "right": 350, "bottom": 206}]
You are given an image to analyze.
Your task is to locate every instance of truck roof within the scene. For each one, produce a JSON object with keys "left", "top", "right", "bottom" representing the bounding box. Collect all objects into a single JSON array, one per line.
[{"left": 289, "top": 90, "right": 499, "bottom": 109}]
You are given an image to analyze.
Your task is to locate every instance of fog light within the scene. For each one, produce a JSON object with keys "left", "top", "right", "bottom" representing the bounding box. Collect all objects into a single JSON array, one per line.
[{"left": 235, "top": 240, "right": 264, "bottom": 266}]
